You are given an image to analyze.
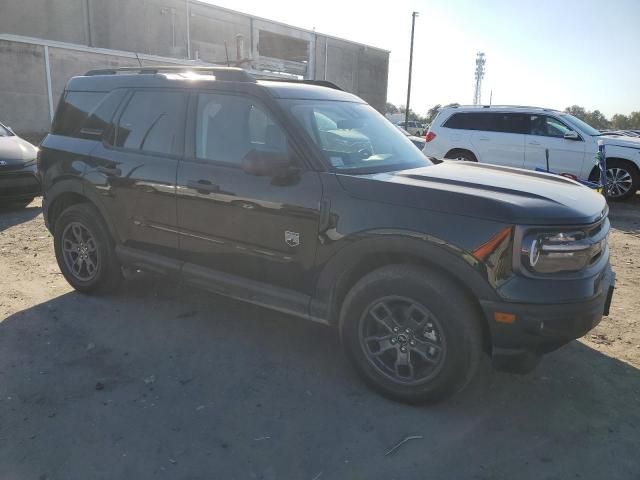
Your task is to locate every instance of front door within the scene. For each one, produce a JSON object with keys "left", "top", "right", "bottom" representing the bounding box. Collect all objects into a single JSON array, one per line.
[
  {"left": 524, "top": 114, "right": 587, "bottom": 178},
  {"left": 176, "top": 90, "right": 322, "bottom": 294}
]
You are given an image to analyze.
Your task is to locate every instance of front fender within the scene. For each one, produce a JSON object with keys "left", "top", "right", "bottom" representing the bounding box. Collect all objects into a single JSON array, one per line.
[{"left": 310, "top": 231, "right": 501, "bottom": 322}]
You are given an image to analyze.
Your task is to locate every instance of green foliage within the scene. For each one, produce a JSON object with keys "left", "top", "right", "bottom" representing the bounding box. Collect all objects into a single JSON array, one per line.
[{"left": 564, "top": 105, "right": 640, "bottom": 130}]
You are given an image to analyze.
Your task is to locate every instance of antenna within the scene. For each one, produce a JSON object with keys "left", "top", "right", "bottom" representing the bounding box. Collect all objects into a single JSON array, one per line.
[
  {"left": 473, "top": 52, "right": 486, "bottom": 105},
  {"left": 135, "top": 52, "right": 143, "bottom": 68}
]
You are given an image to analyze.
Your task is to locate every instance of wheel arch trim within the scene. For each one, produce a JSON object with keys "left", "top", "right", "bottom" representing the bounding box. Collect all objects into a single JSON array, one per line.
[
  {"left": 44, "top": 178, "right": 118, "bottom": 239},
  {"left": 311, "top": 232, "right": 499, "bottom": 323}
]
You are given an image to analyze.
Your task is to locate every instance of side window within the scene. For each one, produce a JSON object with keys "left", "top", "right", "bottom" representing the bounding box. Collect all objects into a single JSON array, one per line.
[
  {"left": 497, "top": 113, "right": 528, "bottom": 134},
  {"left": 52, "top": 91, "right": 106, "bottom": 136},
  {"left": 115, "top": 90, "right": 187, "bottom": 155},
  {"left": 444, "top": 112, "right": 490, "bottom": 130},
  {"left": 529, "top": 115, "right": 573, "bottom": 138},
  {"left": 195, "top": 93, "right": 289, "bottom": 165},
  {"left": 443, "top": 113, "right": 465, "bottom": 129},
  {"left": 78, "top": 89, "right": 127, "bottom": 141}
]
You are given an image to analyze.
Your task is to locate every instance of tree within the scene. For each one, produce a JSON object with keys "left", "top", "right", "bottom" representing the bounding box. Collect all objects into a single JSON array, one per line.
[
  {"left": 385, "top": 102, "right": 399, "bottom": 114},
  {"left": 610, "top": 114, "right": 630, "bottom": 130},
  {"left": 565, "top": 105, "right": 588, "bottom": 121},
  {"left": 587, "top": 110, "right": 609, "bottom": 130},
  {"left": 425, "top": 104, "right": 442, "bottom": 124}
]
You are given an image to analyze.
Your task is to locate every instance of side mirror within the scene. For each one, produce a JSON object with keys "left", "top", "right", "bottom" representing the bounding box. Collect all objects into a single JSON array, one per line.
[
  {"left": 564, "top": 131, "right": 579, "bottom": 140},
  {"left": 241, "top": 149, "right": 292, "bottom": 177}
]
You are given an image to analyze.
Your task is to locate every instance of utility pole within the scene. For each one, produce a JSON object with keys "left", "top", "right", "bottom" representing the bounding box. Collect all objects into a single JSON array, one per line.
[{"left": 405, "top": 11, "right": 419, "bottom": 127}]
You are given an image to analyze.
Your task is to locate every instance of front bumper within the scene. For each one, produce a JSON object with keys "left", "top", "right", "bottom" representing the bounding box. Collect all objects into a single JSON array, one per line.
[
  {"left": 481, "top": 265, "right": 615, "bottom": 363},
  {"left": 0, "top": 163, "right": 41, "bottom": 201}
]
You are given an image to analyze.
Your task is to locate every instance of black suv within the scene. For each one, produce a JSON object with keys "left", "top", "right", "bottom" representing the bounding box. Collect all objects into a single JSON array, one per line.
[{"left": 39, "top": 67, "right": 615, "bottom": 403}]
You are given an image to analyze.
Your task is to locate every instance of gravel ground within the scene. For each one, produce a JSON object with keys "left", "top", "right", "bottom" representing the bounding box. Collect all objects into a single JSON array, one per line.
[{"left": 1, "top": 196, "right": 639, "bottom": 480}]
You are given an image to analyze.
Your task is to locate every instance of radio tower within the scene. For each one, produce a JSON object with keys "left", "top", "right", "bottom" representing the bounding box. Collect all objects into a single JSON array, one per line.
[{"left": 473, "top": 52, "right": 486, "bottom": 105}]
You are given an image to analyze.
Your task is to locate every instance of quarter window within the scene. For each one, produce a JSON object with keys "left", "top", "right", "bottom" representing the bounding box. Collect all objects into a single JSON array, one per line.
[
  {"left": 115, "top": 90, "right": 187, "bottom": 155},
  {"left": 52, "top": 91, "right": 106, "bottom": 136},
  {"left": 195, "top": 93, "right": 289, "bottom": 165}
]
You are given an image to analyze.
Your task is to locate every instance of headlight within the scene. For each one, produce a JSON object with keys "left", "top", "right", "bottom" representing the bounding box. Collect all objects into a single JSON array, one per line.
[{"left": 519, "top": 228, "right": 606, "bottom": 274}]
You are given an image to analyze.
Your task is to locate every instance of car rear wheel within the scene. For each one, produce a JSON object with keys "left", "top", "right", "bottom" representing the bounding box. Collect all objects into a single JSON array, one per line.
[
  {"left": 604, "top": 160, "right": 638, "bottom": 201},
  {"left": 53, "top": 203, "right": 122, "bottom": 293},
  {"left": 339, "top": 265, "right": 483, "bottom": 404},
  {"left": 444, "top": 149, "right": 477, "bottom": 162}
]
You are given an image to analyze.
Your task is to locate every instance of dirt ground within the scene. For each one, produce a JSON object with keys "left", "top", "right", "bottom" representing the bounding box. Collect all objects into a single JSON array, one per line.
[{"left": 1, "top": 196, "right": 639, "bottom": 480}]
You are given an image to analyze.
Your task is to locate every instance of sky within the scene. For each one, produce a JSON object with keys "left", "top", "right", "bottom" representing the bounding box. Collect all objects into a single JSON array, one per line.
[{"left": 204, "top": 0, "right": 640, "bottom": 117}]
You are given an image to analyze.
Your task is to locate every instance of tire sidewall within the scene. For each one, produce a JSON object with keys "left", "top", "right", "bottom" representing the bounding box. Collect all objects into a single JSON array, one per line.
[{"left": 340, "top": 267, "right": 481, "bottom": 403}]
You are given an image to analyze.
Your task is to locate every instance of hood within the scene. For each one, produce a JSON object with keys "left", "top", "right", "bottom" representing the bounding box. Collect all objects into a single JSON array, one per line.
[
  {"left": 599, "top": 134, "right": 640, "bottom": 149},
  {"left": 337, "top": 161, "right": 606, "bottom": 225},
  {"left": 0, "top": 136, "right": 38, "bottom": 169}
]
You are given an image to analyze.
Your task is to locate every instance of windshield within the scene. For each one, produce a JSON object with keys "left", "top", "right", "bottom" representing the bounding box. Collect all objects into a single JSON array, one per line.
[
  {"left": 561, "top": 114, "right": 601, "bottom": 136},
  {"left": 283, "top": 100, "right": 430, "bottom": 174}
]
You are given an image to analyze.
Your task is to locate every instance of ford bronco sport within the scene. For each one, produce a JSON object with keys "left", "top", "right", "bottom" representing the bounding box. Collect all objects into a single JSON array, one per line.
[{"left": 39, "top": 67, "right": 615, "bottom": 403}]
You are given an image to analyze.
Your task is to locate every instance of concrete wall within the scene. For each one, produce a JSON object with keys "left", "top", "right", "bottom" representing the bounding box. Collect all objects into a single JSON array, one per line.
[
  {"left": 0, "top": 0, "right": 89, "bottom": 45},
  {"left": 0, "top": 0, "right": 389, "bottom": 109},
  {"left": 0, "top": 40, "right": 50, "bottom": 139},
  {"left": 0, "top": 1, "right": 389, "bottom": 139}
]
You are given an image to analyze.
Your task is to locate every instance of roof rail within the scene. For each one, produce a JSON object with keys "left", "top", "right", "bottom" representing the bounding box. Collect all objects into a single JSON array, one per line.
[
  {"left": 449, "top": 104, "right": 558, "bottom": 111},
  {"left": 84, "top": 66, "right": 255, "bottom": 82},
  {"left": 256, "top": 78, "right": 343, "bottom": 91}
]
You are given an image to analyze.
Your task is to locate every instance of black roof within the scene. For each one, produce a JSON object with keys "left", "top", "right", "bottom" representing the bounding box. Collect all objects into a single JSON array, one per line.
[{"left": 66, "top": 66, "right": 362, "bottom": 103}]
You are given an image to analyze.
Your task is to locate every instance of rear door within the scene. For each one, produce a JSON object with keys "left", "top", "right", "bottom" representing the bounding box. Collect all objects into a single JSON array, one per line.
[
  {"left": 469, "top": 112, "right": 526, "bottom": 168},
  {"left": 524, "top": 114, "right": 586, "bottom": 177},
  {"left": 175, "top": 90, "right": 322, "bottom": 294},
  {"left": 87, "top": 89, "right": 187, "bottom": 256}
]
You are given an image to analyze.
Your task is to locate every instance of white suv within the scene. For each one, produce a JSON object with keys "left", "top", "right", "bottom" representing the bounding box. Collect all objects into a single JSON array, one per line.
[{"left": 423, "top": 106, "right": 640, "bottom": 200}]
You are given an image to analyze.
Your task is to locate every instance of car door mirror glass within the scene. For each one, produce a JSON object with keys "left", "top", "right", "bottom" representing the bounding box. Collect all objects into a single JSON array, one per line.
[
  {"left": 241, "top": 149, "right": 293, "bottom": 176},
  {"left": 564, "top": 131, "right": 579, "bottom": 140}
]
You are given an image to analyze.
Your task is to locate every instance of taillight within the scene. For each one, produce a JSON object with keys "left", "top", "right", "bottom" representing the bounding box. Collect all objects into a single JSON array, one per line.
[{"left": 425, "top": 131, "right": 436, "bottom": 142}]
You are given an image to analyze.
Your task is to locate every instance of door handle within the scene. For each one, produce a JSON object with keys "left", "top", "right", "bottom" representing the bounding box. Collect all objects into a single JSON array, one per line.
[
  {"left": 478, "top": 137, "right": 490, "bottom": 141},
  {"left": 188, "top": 179, "right": 220, "bottom": 194},
  {"left": 528, "top": 141, "right": 541, "bottom": 146},
  {"left": 96, "top": 166, "right": 122, "bottom": 176}
]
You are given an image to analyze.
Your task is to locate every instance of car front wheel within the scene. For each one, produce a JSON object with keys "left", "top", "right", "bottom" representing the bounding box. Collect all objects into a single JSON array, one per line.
[
  {"left": 605, "top": 160, "right": 639, "bottom": 201},
  {"left": 339, "top": 265, "right": 483, "bottom": 404}
]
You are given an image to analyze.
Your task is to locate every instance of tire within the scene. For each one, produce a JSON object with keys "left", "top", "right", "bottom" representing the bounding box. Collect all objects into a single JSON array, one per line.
[
  {"left": 604, "top": 159, "right": 639, "bottom": 201},
  {"left": 339, "top": 265, "right": 483, "bottom": 404},
  {"left": 53, "top": 203, "right": 122, "bottom": 293},
  {"left": 444, "top": 149, "right": 477, "bottom": 162}
]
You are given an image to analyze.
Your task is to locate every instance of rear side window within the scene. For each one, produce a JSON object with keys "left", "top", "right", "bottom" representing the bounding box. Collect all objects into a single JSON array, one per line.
[
  {"left": 443, "top": 112, "right": 527, "bottom": 134},
  {"left": 79, "top": 89, "right": 127, "bottom": 140},
  {"left": 52, "top": 91, "right": 106, "bottom": 136},
  {"left": 114, "top": 90, "right": 187, "bottom": 156}
]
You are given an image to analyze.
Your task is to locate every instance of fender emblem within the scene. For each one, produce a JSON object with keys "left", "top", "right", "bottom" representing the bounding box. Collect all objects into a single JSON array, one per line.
[
  {"left": 0, "top": 161, "right": 7, "bottom": 167},
  {"left": 284, "top": 230, "right": 300, "bottom": 247}
]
